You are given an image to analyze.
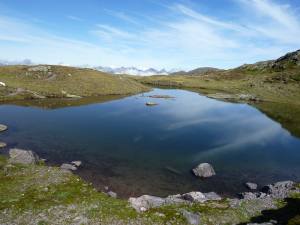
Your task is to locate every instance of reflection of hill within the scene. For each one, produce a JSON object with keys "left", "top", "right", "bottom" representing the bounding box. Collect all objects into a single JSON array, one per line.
[{"left": 2, "top": 95, "right": 128, "bottom": 110}]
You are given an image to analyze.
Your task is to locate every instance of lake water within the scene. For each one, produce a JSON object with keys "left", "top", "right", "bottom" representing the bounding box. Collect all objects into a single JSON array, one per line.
[{"left": 1, "top": 88, "right": 300, "bottom": 198}]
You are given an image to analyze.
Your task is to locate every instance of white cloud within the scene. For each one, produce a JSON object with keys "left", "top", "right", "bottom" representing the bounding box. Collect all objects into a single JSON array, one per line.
[{"left": 67, "top": 15, "right": 84, "bottom": 22}]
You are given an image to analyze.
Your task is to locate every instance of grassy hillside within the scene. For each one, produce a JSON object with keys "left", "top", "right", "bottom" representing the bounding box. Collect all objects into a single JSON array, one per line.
[{"left": 0, "top": 65, "right": 150, "bottom": 102}]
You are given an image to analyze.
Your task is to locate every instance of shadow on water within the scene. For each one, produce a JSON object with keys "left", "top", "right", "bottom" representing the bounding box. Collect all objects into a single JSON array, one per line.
[{"left": 239, "top": 198, "right": 300, "bottom": 225}]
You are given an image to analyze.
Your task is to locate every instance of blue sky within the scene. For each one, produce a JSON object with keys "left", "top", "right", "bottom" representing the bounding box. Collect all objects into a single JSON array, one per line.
[{"left": 0, "top": 0, "right": 300, "bottom": 70}]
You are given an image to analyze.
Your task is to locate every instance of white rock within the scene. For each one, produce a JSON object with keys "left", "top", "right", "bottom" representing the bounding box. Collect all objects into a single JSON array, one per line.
[
  {"left": 9, "top": 148, "right": 39, "bottom": 165},
  {"left": 61, "top": 163, "right": 77, "bottom": 171},
  {"left": 0, "top": 82, "right": 6, "bottom": 87},
  {"left": 182, "top": 192, "right": 206, "bottom": 203},
  {"left": 192, "top": 163, "right": 216, "bottom": 178},
  {"left": 0, "top": 124, "right": 7, "bottom": 132},
  {"left": 129, "top": 195, "right": 165, "bottom": 212},
  {"left": 71, "top": 161, "right": 82, "bottom": 167}
]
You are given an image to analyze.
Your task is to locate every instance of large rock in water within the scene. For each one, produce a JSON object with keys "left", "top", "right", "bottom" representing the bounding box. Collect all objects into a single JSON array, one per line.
[
  {"left": 192, "top": 163, "right": 216, "bottom": 178},
  {"left": 128, "top": 195, "right": 165, "bottom": 212},
  {"left": 9, "top": 148, "right": 39, "bottom": 165},
  {"left": 0, "top": 142, "right": 7, "bottom": 148},
  {"left": 0, "top": 124, "right": 7, "bottom": 132}
]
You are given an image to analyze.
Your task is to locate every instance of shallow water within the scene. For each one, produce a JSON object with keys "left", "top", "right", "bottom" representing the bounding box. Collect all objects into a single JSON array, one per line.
[{"left": 1, "top": 88, "right": 300, "bottom": 198}]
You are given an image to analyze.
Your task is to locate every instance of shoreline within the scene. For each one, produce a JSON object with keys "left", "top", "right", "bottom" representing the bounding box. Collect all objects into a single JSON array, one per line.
[{"left": 1, "top": 148, "right": 300, "bottom": 224}]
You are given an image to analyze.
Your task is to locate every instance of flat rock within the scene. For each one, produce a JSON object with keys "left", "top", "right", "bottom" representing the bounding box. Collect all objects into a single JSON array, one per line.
[
  {"left": 71, "top": 161, "right": 82, "bottom": 167},
  {"left": 0, "top": 142, "right": 7, "bottom": 148},
  {"left": 128, "top": 195, "right": 165, "bottom": 212},
  {"left": 8, "top": 148, "right": 39, "bottom": 165},
  {"left": 0, "top": 124, "right": 7, "bottom": 132},
  {"left": 245, "top": 182, "right": 258, "bottom": 190},
  {"left": 192, "top": 163, "right": 216, "bottom": 178},
  {"left": 181, "top": 209, "right": 201, "bottom": 225},
  {"left": 203, "top": 192, "right": 222, "bottom": 201},
  {"left": 61, "top": 163, "right": 77, "bottom": 171},
  {"left": 146, "top": 102, "right": 158, "bottom": 106},
  {"left": 182, "top": 192, "right": 206, "bottom": 203}
]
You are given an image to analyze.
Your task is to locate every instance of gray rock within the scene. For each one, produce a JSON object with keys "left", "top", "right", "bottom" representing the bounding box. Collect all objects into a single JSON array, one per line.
[
  {"left": 28, "top": 65, "right": 51, "bottom": 72},
  {"left": 241, "top": 192, "right": 268, "bottom": 200},
  {"left": 182, "top": 192, "right": 206, "bottom": 203},
  {"left": 8, "top": 148, "right": 39, "bottom": 165},
  {"left": 246, "top": 182, "right": 258, "bottom": 190},
  {"left": 203, "top": 192, "right": 222, "bottom": 201},
  {"left": 181, "top": 209, "right": 201, "bottom": 225},
  {"left": 165, "top": 194, "right": 188, "bottom": 204},
  {"left": 192, "top": 163, "right": 216, "bottom": 178},
  {"left": 146, "top": 102, "right": 158, "bottom": 106},
  {"left": 262, "top": 181, "right": 295, "bottom": 199},
  {"left": 71, "top": 161, "right": 82, "bottom": 167},
  {"left": 60, "top": 163, "right": 77, "bottom": 171},
  {"left": 0, "top": 124, "right": 7, "bottom": 132},
  {"left": 107, "top": 191, "right": 117, "bottom": 198},
  {"left": 128, "top": 195, "right": 165, "bottom": 212},
  {"left": 0, "top": 142, "right": 7, "bottom": 148}
]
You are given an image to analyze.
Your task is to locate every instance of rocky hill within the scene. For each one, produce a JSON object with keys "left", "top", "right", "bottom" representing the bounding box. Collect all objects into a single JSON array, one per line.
[{"left": 171, "top": 67, "right": 222, "bottom": 76}]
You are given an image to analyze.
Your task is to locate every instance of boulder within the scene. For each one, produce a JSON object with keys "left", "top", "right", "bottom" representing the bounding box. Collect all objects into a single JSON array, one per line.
[
  {"left": 245, "top": 182, "right": 258, "bottom": 190},
  {"left": 71, "top": 161, "right": 82, "bottom": 167},
  {"left": 0, "top": 124, "right": 7, "bottom": 132},
  {"left": 107, "top": 191, "right": 117, "bottom": 198},
  {"left": 181, "top": 209, "right": 201, "bottom": 225},
  {"left": 192, "top": 163, "right": 216, "bottom": 178},
  {"left": 60, "top": 163, "right": 77, "bottom": 171},
  {"left": 128, "top": 195, "right": 165, "bottom": 212},
  {"left": 0, "top": 142, "right": 7, "bottom": 148},
  {"left": 0, "top": 82, "right": 6, "bottom": 87},
  {"left": 182, "top": 192, "right": 206, "bottom": 203},
  {"left": 165, "top": 194, "right": 188, "bottom": 204},
  {"left": 8, "top": 148, "right": 39, "bottom": 165},
  {"left": 262, "top": 181, "right": 295, "bottom": 199}
]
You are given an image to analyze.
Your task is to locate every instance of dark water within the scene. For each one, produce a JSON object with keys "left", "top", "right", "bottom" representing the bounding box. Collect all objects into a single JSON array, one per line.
[{"left": 1, "top": 89, "right": 300, "bottom": 198}]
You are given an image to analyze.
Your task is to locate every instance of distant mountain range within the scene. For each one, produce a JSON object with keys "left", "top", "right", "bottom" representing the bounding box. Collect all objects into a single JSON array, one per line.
[{"left": 93, "top": 66, "right": 173, "bottom": 76}]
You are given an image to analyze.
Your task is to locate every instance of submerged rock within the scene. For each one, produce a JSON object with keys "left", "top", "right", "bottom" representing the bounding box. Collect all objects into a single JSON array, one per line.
[
  {"left": 0, "top": 124, "right": 7, "bottom": 132},
  {"left": 129, "top": 195, "right": 165, "bottom": 212},
  {"left": 245, "top": 182, "right": 258, "bottom": 190},
  {"left": 8, "top": 148, "right": 39, "bottom": 165},
  {"left": 192, "top": 163, "right": 216, "bottom": 178},
  {"left": 0, "top": 142, "right": 6, "bottom": 148},
  {"left": 181, "top": 209, "right": 201, "bottom": 225},
  {"left": 61, "top": 163, "right": 77, "bottom": 171}
]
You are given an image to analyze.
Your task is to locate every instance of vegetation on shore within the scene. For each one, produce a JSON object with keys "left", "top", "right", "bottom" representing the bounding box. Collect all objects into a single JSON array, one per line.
[
  {"left": 0, "top": 154, "right": 299, "bottom": 225},
  {"left": 0, "top": 65, "right": 150, "bottom": 102}
]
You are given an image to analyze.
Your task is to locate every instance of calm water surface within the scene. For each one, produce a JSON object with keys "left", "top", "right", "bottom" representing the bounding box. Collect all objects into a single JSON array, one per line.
[{"left": 1, "top": 89, "right": 300, "bottom": 198}]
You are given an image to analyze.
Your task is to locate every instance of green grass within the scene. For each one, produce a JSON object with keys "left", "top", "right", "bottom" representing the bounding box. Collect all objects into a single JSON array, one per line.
[{"left": 0, "top": 65, "right": 150, "bottom": 101}]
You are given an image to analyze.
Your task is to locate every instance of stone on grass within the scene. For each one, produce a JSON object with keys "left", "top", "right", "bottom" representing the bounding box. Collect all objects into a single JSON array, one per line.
[
  {"left": 61, "top": 163, "right": 77, "bottom": 171},
  {"left": 9, "top": 148, "right": 39, "bottom": 165},
  {"left": 107, "top": 191, "right": 117, "bottom": 198},
  {"left": 192, "top": 163, "right": 216, "bottom": 178},
  {"left": 0, "top": 82, "right": 6, "bottom": 87},
  {"left": 203, "top": 192, "right": 222, "bottom": 201},
  {"left": 0, "top": 124, "right": 7, "bottom": 132},
  {"left": 245, "top": 182, "right": 258, "bottom": 190},
  {"left": 129, "top": 195, "right": 165, "bottom": 212},
  {"left": 181, "top": 209, "right": 201, "bottom": 225}
]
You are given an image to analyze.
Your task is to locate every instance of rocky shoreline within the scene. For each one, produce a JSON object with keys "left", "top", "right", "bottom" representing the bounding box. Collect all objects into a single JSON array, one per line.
[{"left": 1, "top": 143, "right": 300, "bottom": 224}]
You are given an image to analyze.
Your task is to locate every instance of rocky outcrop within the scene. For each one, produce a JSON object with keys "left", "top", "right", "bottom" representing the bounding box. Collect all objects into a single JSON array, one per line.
[
  {"left": 262, "top": 180, "right": 295, "bottom": 199},
  {"left": 192, "top": 163, "right": 216, "bottom": 178},
  {"left": 28, "top": 65, "right": 51, "bottom": 72},
  {"left": 129, "top": 191, "right": 222, "bottom": 212},
  {"left": 8, "top": 148, "right": 40, "bottom": 165}
]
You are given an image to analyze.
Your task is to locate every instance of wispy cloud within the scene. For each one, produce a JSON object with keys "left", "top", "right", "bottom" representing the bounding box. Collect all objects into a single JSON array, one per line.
[
  {"left": 67, "top": 15, "right": 84, "bottom": 22},
  {"left": 0, "top": 0, "right": 300, "bottom": 69}
]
